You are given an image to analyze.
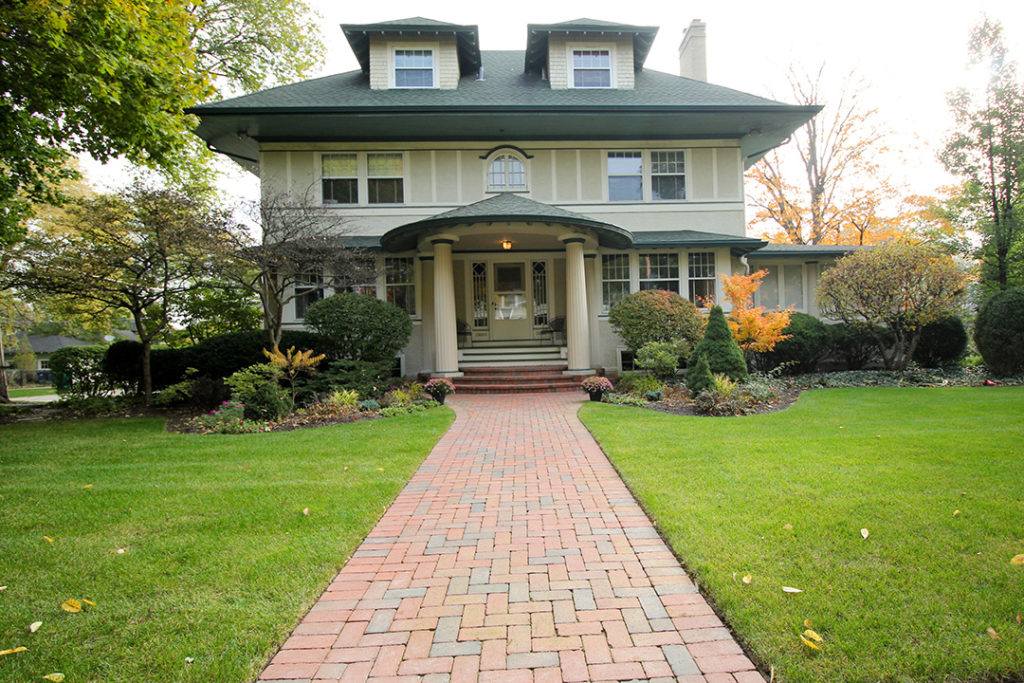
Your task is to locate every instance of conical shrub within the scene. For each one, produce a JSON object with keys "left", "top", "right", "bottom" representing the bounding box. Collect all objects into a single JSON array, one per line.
[
  {"left": 689, "top": 305, "right": 747, "bottom": 381},
  {"left": 686, "top": 354, "right": 714, "bottom": 394}
]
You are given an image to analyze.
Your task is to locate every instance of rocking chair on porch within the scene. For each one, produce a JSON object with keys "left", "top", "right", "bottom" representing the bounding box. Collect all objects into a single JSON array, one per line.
[
  {"left": 456, "top": 319, "right": 473, "bottom": 348},
  {"left": 543, "top": 317, "right": 566, "bottom": 346}
]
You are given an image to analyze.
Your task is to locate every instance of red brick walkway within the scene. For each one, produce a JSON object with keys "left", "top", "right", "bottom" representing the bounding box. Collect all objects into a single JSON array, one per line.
[{"left": 259, "top": 392, "right": 764, "bottom": 683}]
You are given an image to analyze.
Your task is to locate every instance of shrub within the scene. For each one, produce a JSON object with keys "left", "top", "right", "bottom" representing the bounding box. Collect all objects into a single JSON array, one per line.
[
  {"left": 299, "top": 359, "right": 395, "bottom": 402},
  {"left": 686, "top": 354, "right": 714, "bottom": 394},
  {"left": 225, "top": 364, "right": 291, "bottom": 421},
  {"left": 602, "top": 392, "right": 647, "bottom": 406},
  {"left": 615, "top": 372, "right": 663, "bottom": 396},
  {"left": 754, "top": 312, "right": 831, "bottom": 374},
  {"left": 689, "top": 305, "right": 747, "bottom": 381},
  {"left": 191, "top": 400, "right": 267, "bottom": 434},
  {"left": 608, "top": 289, "right": 702, "bottom": 353},
  {"left": 827, "top": 323, "right": 881, "bottom": 370},
  {"left": 328, "top": 388, "right": 360, "bottom": 407},
  {"left": 975, "top": 288, "right": 1024, "bottom": 376},
  {"left": 693, "top": 373, "right": 750, "bottom": 416},
  {"left": 102, "top": 341, "right": 187, "bottom": 393},
  {"left": 643, "top": 390, "right": 663, "bottom": 402},
  {"left": 184, "top": 330, "right": 327, "bottom": 381},
  {"left": 304, "top": 292, "right": 413, "bottom": 362},
  {"left": 357, "top": 399, "right": 381, "bottom": 412},
  {"left": 635, "top": 341, "right": 683, "bottom": 379},
  {"left": 50, "top": 345, "right": 110, "bottom": 398},
  {"left": 912, "top": 316, "right": 968, "bottom": 367}
]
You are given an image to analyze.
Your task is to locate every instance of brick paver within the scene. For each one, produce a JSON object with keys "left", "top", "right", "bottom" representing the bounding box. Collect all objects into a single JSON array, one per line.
[{"left": 259, "top": 392, "right": 763, "bottom": 682}]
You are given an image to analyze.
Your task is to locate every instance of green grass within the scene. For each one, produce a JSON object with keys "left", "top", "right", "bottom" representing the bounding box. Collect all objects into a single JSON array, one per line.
[
  {"left": 580, "top": 387, "right": 1024, "bottom": 683},
  {"left": 0, "top": 409, "right": 454, "bottom": 682},
  {"left": 7, "top": 387, "right": 57, "bottom": 398}
]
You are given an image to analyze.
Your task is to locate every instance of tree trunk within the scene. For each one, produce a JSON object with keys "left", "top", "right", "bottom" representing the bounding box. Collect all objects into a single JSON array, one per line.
[
  {"left": 141, "top": 339, "right": 153, "bottom": 406},
  {"left": 0, "top": 332, "right": 9, "bottom": 403}
]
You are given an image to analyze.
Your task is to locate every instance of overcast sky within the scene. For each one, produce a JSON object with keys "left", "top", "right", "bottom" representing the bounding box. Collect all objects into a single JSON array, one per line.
[{"left": 85, "top": 0, "right": 1024, "bottom": 208}]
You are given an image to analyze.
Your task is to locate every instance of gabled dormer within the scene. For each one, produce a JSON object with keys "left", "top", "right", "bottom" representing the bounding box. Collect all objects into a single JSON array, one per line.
[
  {"left": 342, "top": 17, "right": 481, "bottom": 90},
  {"left": 524, "top": 19, "right": 658, "bottom": 90}
]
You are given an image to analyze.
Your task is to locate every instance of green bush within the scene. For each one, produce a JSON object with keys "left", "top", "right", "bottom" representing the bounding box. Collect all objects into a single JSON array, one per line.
[
  {"left": 615, "top": 372, "right": 664, "bottom": 396},
  {"left": 184, "top": 330, "right": 327, "bottom": 381},
  {"left": 689, "top": 305, "right": 747, "bottom": 381},
  {"left": 755, "top": 312, "right": 831, "bottom": 374},
  {"left": 974, "top": 288, "right": 1024, "bottom": 376},
  {"left": 608, "top": 289, "right": 702, "bottom": 353},
  {"left": 102, "top": 341, "right": 187, "bottom": 393},
  {"left": 686, "top": 354, "right": 715, "bottom": 394},
  {"left": 225, "top": 364, "right": 291, "bottom": 421},
  {"left": 912, "top": 316, "right": 968, "bottom": 367},
  {"left": 827, "top": 323, "right": 881, "bottom": 370},
  {"left": 304, "top": 293, "right": 413, "bottom": 362},
  {"left": 635, "top": 341, "right": 683, "bottom": 379},
  {"left": 49, "top": 345, "right": 110, "bottom": 399},
  {"left": 298, "top": 359, "right": 395, "bottom": 403}
]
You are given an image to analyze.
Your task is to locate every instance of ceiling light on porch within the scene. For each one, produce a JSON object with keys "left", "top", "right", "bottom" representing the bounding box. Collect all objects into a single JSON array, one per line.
[{"left": 501, "top": 239, "right": 513, "bottom": 251}]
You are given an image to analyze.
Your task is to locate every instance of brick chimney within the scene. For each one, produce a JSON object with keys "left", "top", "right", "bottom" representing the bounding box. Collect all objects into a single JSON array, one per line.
[{"left": 678, "top": 19, "right": 707, "bottom": 81}]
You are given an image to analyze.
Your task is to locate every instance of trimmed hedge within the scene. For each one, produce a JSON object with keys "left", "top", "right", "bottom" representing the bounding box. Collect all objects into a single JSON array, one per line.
[
  {"left": 827, "top": 323, "right": 882, "bottom": 370},
  {"left": 754, "top": 312, "right": 832, "bottom": 374},
  {"left": 50, "top": 346, "right": 109, "bottom": 399},
  {"left": 184, "top": 330, "right": 327, "bottom": 380},
  {"left": 304, "top": 293, "right": 413, "bottom": 362},
  {"left": 689, "top": 305, "right": 747, "bottom": 381},
  {"left": 608, "top": 289, "right": 702, "bottom": 353},
  {"left": 975, "top": 288, "right": 1024, "bottom": 376},
  {"left": 912, "top": 316, "right": 968, "bottom": 368}
]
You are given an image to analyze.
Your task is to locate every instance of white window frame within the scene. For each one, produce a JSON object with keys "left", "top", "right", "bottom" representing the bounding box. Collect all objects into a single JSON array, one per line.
[
  {"left": 650, "top": 150, "right": 687, "bottom": 201},
  {"left": 600, "top": 252, "right": 631, "bottom": 315},
  {"left": 486, "top": 152, "right": 529, "bottom": 192},
  {"left": 687, "top": 251, "right": 717, "bottom": 308},
  {"left": 321, "top": 153, "right": 359, "bottom": 205},
  {"left": 384, "top": 256, "right": 417, "bottom": 316},
  {"left": 390, "top": 45, "right": 437, "bottom": 89},
  {"left": 638, "top": 252, "right": 681, "bottom": 294},
  {"left": 367, "top": 152, "right": 405, "bottom": 205},
  {"left": 319, "top": 152, "right": 407, "bottom": 207},
  {"left": 606, "top": 151, "right": 643, "bottom": 202},
  {"left": 567, "top": 43, "right": 616, "bottom": 89},
  {"left": 294, "top": 269, "right": 325, "bottom": 320}
]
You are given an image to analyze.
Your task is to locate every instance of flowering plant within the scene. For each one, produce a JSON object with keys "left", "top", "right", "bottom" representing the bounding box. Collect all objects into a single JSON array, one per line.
[
  {"left": 424, "top": 377, "right": 456, "bottom": 398},
  {"left": 581, "top": 376, "right": 614, "bottom": 393}
]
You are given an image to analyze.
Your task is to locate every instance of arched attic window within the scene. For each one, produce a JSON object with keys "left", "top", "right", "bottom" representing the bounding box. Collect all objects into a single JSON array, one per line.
[{"left": 487, "top": 152, "right": 528, "bottom": 191}]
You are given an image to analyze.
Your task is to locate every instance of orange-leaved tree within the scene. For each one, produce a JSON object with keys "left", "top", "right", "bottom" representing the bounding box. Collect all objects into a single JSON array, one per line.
[{"left": 721, "top": 270, "right": 792, "bottom": 361}]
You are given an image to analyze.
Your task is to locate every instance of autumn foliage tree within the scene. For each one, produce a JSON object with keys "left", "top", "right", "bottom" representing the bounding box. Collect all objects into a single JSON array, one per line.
[{"left": 720, "top": 270, "right": 792, "bottom": 362}]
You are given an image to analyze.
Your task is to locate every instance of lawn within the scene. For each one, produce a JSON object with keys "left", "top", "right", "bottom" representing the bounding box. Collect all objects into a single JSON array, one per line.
[
  {"left": 7, "top": 387, "right": 57, "bottom": 398},
  {"left": 580, "top": 387, "right": 1024, "bottom": 683},
  {"left": 0, "top": 409, "right": 454, "bottom": 682}
]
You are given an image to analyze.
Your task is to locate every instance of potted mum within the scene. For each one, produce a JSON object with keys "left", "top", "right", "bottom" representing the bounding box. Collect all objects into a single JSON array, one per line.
[
  {"left": 581, "top": 376, "right": 614, "bottom": 402},
  {"left": 424, "top": 377, "right": 456, "bottom": 405}
]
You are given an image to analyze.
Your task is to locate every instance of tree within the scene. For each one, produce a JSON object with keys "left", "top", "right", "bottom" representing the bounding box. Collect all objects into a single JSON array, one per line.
[
  {"left": 720, "top": 270, "right": 792, "bottom": 362},
  {"left": 0, "top": 0, "right": 323, "bottom": 244},
  {"left": 172, "top": 280, "right": 263, "bottom": 346},
  {"left": 688, "top": 305, "right": 748, "bottom": 381},
  {"left": 225, "top": 191, "right": 375, "bottom": 346},
  {"left": 748, "top": 66, "right": 917, "bottom": 246},
  {"left": 941, "top": 17, "right": 1024, "bottom": 291},
  {"left": 14, "top": 184, "right": 240, "bottom": 403},
  {"left": 817, "top": 243, "right": 968, "bottom": 370}
]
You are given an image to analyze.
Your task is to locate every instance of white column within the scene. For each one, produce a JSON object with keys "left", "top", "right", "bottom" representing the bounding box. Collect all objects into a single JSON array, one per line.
[
  {"left": 431, "top": 236, "right": 461, "bottom": 376},
  {"left": 562, "top": 237, "right": 592, "bottom": 373}
]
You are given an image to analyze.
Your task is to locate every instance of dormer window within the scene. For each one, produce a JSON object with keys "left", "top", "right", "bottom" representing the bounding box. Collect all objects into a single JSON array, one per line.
[
  {"left": 571, "top": 48, "right": 612, "bottom": 88},
  {"left": 394, "top": 48, "right": 435, "bottom": 88},
  {"left": 487, "top": 153, "right": 527, "bottom": 191}
]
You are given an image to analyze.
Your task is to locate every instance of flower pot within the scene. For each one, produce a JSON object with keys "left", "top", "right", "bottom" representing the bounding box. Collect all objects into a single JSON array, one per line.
[
  {"left": 431, "top": 393, "right": 446, "bottom": 405},
  {"left": 588, "top": 390, "right": 604, "bottom": 402}
]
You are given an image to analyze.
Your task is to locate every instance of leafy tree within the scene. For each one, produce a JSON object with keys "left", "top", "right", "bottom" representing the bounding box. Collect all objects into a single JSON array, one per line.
[
  {"left": 688, "top": 305, "right": 748, "bottom": 381},
  {"left": 173, "top": 280, "right": 262, "bottom": 346},
  {"left": 817, "top": 243, "right": 968, "bottom": 370},
  {"left": 941, "top": 17, "right": 1024, "bottom": 291},
  {"left": 720, "top": 270, "right": 792, "bottom": 361},
  {"left": 14, "top": 184, "right": 241, "bottom": 403}
]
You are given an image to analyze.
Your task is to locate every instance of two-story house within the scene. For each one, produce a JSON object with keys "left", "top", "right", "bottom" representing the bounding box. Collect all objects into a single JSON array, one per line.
[{"left": 189, "top": 17, "right": 823, "bottom": 379}]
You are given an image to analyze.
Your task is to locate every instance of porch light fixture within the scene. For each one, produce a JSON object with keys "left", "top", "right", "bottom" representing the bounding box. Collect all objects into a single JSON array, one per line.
[{"left": 501, "top": 239, "right": 513, "bottom": 251}]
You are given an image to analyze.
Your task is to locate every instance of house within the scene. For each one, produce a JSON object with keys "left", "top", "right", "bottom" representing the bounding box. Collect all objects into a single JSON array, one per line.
[{"left": 189, "top": 17, "right": 831, "bottom": 379}]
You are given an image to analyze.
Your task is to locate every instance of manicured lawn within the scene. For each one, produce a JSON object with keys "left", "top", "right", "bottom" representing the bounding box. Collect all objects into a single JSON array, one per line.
[
  {"left": 580, "top": 387, "right": 1024, "bottom": 683},
  {"left": 0, "top": 409, "right": 454, "bottom": 682},
  {"left": 7, "top": 387, "right": 57, "bottom": 398}
]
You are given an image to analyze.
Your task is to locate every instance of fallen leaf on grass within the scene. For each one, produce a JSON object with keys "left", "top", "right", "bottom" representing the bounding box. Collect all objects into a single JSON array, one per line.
[
  {"left": 953, "top": 510, "right": 961, "bottom": 516},
  {"left": 1011, "top": 554, "right": 1024, "bottom": 565},
  {"left": 116, "top": 548, "right": 126, "bottom": 554},
  {"left": 861, "top": 528, "right": 869, "bottom": 539},
  {"left": 987, "top": 627, "right": 1001, "bottom": 639},
  {"left": 60, "top": 599, "right": 81, "bottom": 613},
  {"left": 43, "top": 537, "right": 53, "bottom": 543},
  {"left": 376, "top": 467, "right": 384, "bottom": 471},
  {"left": 803, "top": 629, "right": 823, "bottom": 642},
  {"left": 43, "top": 674, "right": 65, "bottom": 682},
  {"left": 783, "top": 524, "right": 793, "bottom": 531},
  {"left": 1016, "top": 613, "right": 1022, "bottom": 625},
  {"left": 302, "top": 507, "right": 310, "bottom": 516},
  {"left": 804, "top": 619, "right": 812, "bottom": 628},
  {"left": 82, "top": 484, "right": 93, "bottom": 489},
  {"left": 799, "top": 635, "right": 821, "bottom": 650},
  {"left": 0, "top": 646, "right": 27, "bottom": 657},
  {"left": 29, "top": 621, "right": 41, "bottom": 633},
  {"left": 782, "top": 586, "right": 804, "bottom": 593},
  {"left": 742, "top": 574, "right": 752, "bottom": 585},
  {"left": 184, "top": 657, "right": 194, "bottom": 664},
  {"left": 81, "top": 598, "right": 95, "bottom": 607},
  {"left": 0, "top": 586, "right": 6, "bottom": 591}
]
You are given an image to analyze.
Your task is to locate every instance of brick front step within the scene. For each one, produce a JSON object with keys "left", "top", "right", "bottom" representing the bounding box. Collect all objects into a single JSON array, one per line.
[
  {"left": 453, "top": 365, "right": 585, "bottom": 393},
  {"left": 455, "top": 382, "right": 582, "bottom": 394},
  {"left": 459, "top": 365, "right": 569, "bottom": 375}
]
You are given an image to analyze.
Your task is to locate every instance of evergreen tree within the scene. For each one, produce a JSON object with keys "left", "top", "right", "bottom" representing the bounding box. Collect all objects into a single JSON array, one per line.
[
  {"left": 686, "top": 354, "right": 715, "bottom": 394},
  {"left": 689, "top": 306, "right": 748, "bottom": 381}
]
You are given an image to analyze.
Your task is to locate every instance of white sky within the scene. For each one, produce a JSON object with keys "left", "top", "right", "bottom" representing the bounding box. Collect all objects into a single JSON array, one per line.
[{"left": 84, "top": 0, "right": 1024, "bottom": 212}]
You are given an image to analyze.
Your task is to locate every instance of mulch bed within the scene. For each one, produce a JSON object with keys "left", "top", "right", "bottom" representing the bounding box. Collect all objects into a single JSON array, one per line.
[{"left": 645, "top": 385, "right": 804, "bottom": 417}]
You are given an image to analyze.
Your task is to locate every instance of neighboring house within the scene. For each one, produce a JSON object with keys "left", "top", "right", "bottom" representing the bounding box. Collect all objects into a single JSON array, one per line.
[
  {"left": 189, "top": 17, "right": 834, "bottom": 377},
  {"left": 16, "top": 334, "right": 93, "bottom": 372}
]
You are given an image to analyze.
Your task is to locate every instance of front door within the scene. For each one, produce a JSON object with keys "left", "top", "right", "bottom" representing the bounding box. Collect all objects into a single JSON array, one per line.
[{"left": 491, "top": 262, "right": 532, "bottom": 340}]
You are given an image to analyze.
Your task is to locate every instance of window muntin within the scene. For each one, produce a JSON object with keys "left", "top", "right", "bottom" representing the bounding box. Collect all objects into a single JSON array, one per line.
[
  {"left": 368, "top": 153, "right": 404, "bottom": 204},
  {"left": 294, "top": 270, "right": 325, "bottom": 319},
  {"left": 394, "top": 49, "right": 434, "bottom": 88},
  {"left": 322, "top": 153, "right": 358, "bottom": 205},
  {"left": 608, "top": 151, "right": 642, "bottom": 201},
  {"left": 639, "top": 253, "right": 680, "bottom": 293},
  {"left": 572, "top": 49, "right": 612, "bottom": 88},
  {"left": 601, "top": 254, "right": 630, "bottom": 314},
  {"left": 688, "top": 252, "right": 716, "bottom": 306},
  {"left": 385, "top": 257, "right": 415, "bottom": 315},
  {"left": 651, "top": 151, "right": 686, "bottom": 200},
  {"left": 487, "top": 154, "right": 527, "bottom": 190}
]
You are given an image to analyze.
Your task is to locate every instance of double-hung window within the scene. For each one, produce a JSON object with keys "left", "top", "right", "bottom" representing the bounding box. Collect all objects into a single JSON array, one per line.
[
  {"left": 571, "top": 49, "right": 612, "bottom": 88},
  {"left": 322, "top": 154, "right": 358, "bottom": 204},
  {"left": 639, "top": 253, "right": 680, "bottom": 293},
  {"left": 294, "top": 270, "right": 325, "bottom": 319},
  {"left": 385, "top": 257, "right": 416, "bottom": 315},
  {"left": 487, "top": 154, "right": 527, "bottom": 191},
  {"left": 368, "top": 153, "right": 404, "bottom": 204},
  {"left": 607, "top": 151, "right": 642, "bottom": 201},
  {"left": 601, "top": 254, "right": 630, "bottom": 314},
  {"left": 651, "top": 151, "right": 686, "bottom": 200},
  {"left": 688, "top": 252, "right": 716, "bottom": 306},
  {"left": 394, "top": 49, "right": 434, "bottom": 88}
]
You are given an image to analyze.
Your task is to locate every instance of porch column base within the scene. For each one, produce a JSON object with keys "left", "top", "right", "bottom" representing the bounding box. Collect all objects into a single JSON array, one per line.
[
  {"left": 432, "top": 371, "right": 464, "bottom": 378},
  {"left": 564, "top": 368, "right": 596, "bottom": 376}
]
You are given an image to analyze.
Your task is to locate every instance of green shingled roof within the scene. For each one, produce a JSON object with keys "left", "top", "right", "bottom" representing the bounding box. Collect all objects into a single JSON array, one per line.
[
  {"left": 524, "top": 19, "right": 658, "bottom": 73},
  {"left": 632, "top": 230, "right": 766, "bottom": 250},
  {"left": 746, "top": 243, "right": 863, "bottom": 258},
  {"left": 341, "top": 17, "right": 481, "bottom": 76}
]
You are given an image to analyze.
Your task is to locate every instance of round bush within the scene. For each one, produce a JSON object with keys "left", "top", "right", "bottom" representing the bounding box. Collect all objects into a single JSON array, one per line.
[
  {"left": 756, "top": 312, "right": 831, "bottom": 374},
  {"left": 608, "top": 290, "right": 702, "bottom": 353},
  {"left": 689, "top": 305, "right": 747, "bottom": 381},
  {"left": 304, "top": 293, "right": 413, "bottom": 363},
  {"left": 912, "top": 316, "right": 968, "bottom": 367},
  {"left": 827, "top": 323, "right": 881, "bottom": 370},
  {"left": 635, "top": 341, "right": 682, "bottom": 379},
  {"left": 975, "top": 288, "right": 1024, "bottom": 376},
  {"left": 50, "top": 345, "right": 109, "bottom": 398}
]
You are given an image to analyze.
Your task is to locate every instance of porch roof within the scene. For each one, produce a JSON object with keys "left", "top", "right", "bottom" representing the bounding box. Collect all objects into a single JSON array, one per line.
[
  {"left": 631, "top": 230, "right": 766, "bottom": 252},
  {"left": 745, "top": 243, "right": 862, "bottom": 259}
]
